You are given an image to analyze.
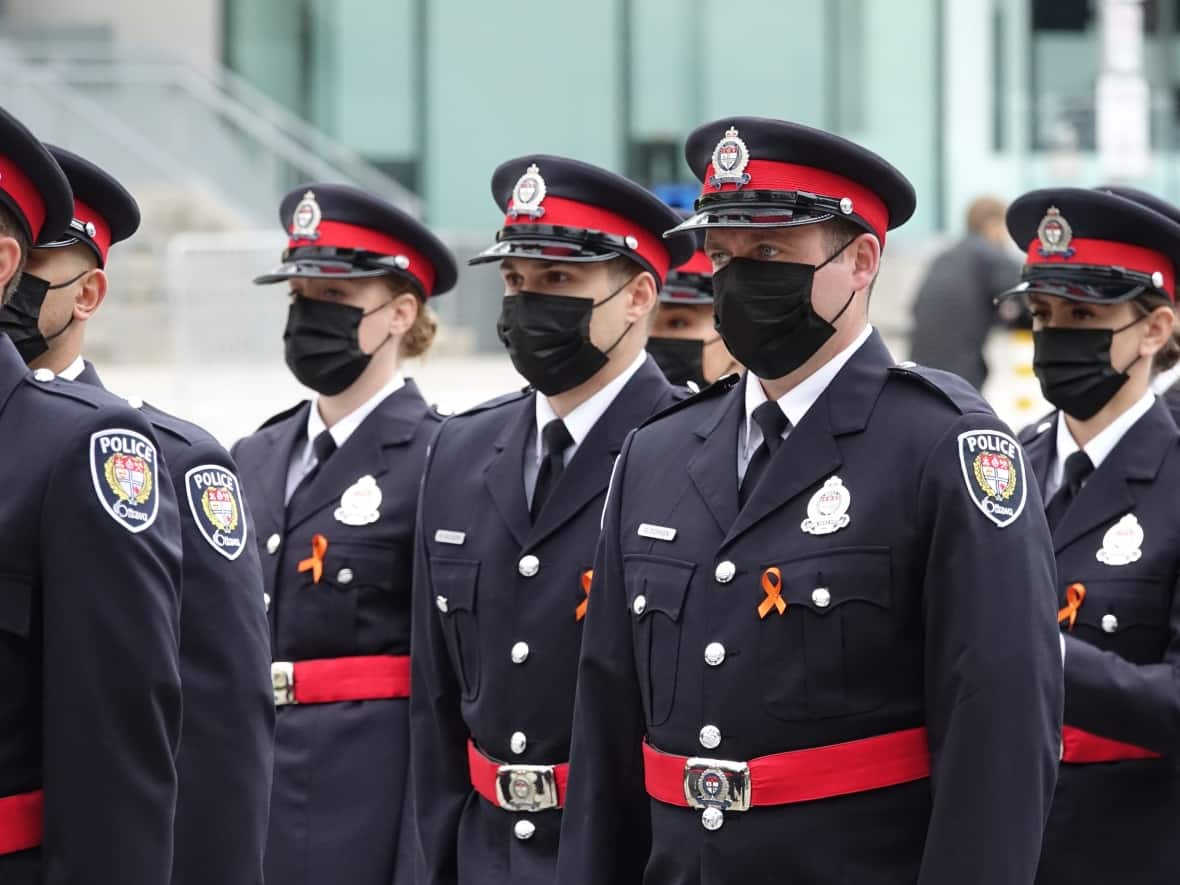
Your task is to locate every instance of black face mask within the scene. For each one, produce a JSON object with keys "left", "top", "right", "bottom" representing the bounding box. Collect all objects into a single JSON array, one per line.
[
  {"left": 283, "top": 294, "right": 391, "bottom": 396},
  {"left": 648, "top": 336, "right": 706, "bottom": 388},
  {"left": 0, "top": 271, "right": 86, "bottom": 364},
  {"left": 1032, "top": 316, "right": 1146, "bottom": 420},
  {"left": 711, "top": 239, "right": 856, "bottom": 380},
  {"left": 496, "top": 281, "right": 631, "bottom": 396}
]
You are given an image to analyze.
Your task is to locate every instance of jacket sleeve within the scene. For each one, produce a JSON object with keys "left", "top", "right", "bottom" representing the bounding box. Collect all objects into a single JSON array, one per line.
[
  {"left": 170, "top": 441, "right": 274, "bottom": 885},
  {"left": 555, "top": 432, "right": 651, "bottom": 885},
  {"left": 916, "top": 412, "right": 1063, "bottom": 885},
  {"left": 41, "top": 411, "right": 184, "bottom": 885},
  {"left": 410, "top": 430, "right": 477, "bottom": 885},
  {"left": 1060, "top": 579, "right": 1180, "bottom": 753}
]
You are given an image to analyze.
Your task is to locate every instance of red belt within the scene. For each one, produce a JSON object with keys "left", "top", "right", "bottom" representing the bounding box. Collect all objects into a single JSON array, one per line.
[
  {"left": 644, "top": 727, "right": 930, "bottom": 814},
  {"left": 0, "top": 790, "right": 42, "bottom": 856},
  {"left": 467, "top": 740, "right": 569, "bottom": 812},
  {"left": 1061, "top": 725, "right": 1161, "bottom": 764},
  {"left": 271, "top": 655, "right": 410, "bottom": 706}
]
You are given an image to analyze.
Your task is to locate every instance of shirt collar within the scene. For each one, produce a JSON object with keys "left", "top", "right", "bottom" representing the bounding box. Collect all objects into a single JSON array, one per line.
[
  {"left": 306, "top": 371, "right": 406, "bottom": 453},
  {"left": 743, "top": 325, "right": 874, "bottom": 458},
  {"left": 534, "top": 350, "right": 647, "bottom": 464},
  {"left": 1053, "top": 389, "right": 1157, "bottom": 475},
  {"left": 58, "top": 355, "right": 85, "bottom": 381}
]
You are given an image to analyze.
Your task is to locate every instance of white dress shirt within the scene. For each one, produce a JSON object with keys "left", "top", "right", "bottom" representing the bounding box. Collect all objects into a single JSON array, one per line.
[
  {"left": 737, "top": 325, "right": 874, "bottom": 482},
  {"left": 1044, "top": 390, "right": 1156, "bottom": 500},
  {"left": 58, "top": 355, "right": 85, "bottom": 381},
  {"left": 284, "top": 372, "right": 406, "bottom": 502},
  {"left": 524, "top": 351, "right": 647, "bottom": 507}
]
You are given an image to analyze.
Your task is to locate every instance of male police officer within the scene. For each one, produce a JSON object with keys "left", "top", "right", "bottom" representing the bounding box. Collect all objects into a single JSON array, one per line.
[
  {"left": 0, "top": 146, "right": 273, "bottom": 885},
  {"left": 557, "top": 117, "right": 1064, "bottom": 885},
  {"left": 411, "top": 156, "right": 692, "bottom": 885},
  {"left": 0, "top": 106, "right": 183, "bottom": 883}
]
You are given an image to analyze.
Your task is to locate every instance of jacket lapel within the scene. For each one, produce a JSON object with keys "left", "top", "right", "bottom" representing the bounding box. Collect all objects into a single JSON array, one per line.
[
  {"left": 686, "top": 379, "right": 745, "bottom": 534},
  {"left": 528, "top": 356, "right": 672, "bottom": 548},
  {"left": 1053, "top": 399, "right": 1178, "bottom": 553},
  {"left": 482, "top": 395, "right": 534, "bottom": 548},
  {"left": 249, "top": 402, "right": 309, "bottom": 530}
]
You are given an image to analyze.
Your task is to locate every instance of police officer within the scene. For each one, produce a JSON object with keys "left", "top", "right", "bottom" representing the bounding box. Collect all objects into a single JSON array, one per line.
[
  {"left": 0, "top": 106, "right": 183, "bottom": 883},
  {"left": 647, "top": 225, "right": 741, "bottom": 390},
  {"left": 0, "top": 146, "right": 274, "bottom": 885},
  {"left": 410, "top": 155, "right": 692, "bottom": 885},
  {"left": 556, "top": 117, "right": 1064, "bottom": 885},
  {"left": 1002, "top": 188, "right": 1180, "bottom": 885},
  {"left": 233, "top": 183, "right": 456, "bottom": 885}
]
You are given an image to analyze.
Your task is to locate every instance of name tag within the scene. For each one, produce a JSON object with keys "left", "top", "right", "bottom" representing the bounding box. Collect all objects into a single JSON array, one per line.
[
  {"left": 434, "top": 529, "right": 466, "bottom": 546},
  {"left": 637, "top": 523, "right": 677, "bottom": 542}
]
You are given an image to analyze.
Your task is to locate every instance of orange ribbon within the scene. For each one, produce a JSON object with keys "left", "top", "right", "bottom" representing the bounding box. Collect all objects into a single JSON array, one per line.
[
  {"left": 758, "top": 566, "right": 787, "bottom": 619},
  {"left": 576, "top": 569, "right": 592, "bottom": 621},
  {"left": 1058, "top": 582, "right": 1086, "bottom": 631},
  {"left": 298, "top": 534, "right": 329, "bottom": 584}
]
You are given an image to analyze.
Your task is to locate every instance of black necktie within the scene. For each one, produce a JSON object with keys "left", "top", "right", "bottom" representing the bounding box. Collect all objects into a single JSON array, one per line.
[
  {"left": 286, "top": 430, "right": 337, "bottom": 518},
  {"left": 740, "top": 401, "right": 791, "bottom": 507},
  {"left": 1045, "top": 450, "right": 1094, "bottom": 531},
  {"left": 531, "top": 419, "right": 574, "bottom": 521}
]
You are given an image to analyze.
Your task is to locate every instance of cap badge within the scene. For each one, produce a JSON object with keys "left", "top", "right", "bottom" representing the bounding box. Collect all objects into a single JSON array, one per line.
[
  {"left": 709, "top": 126, "right": 751, "bottom": 189},
  {"left": 291, "top": 190, "right": 323, "bottom": 240},
  {"left": 509, "top": 163, "right": 547, "bottom": 219},
  {"left": 1036, "top": 206, "right": 1075, "bottom": 258}
]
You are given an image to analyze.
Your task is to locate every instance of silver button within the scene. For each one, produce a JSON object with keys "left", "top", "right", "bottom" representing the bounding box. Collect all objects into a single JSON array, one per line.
[
  {"left": 263, "top": 593, "right": 271, "bottom": 611},
  {"left": 84, "top": 221, "right": 97, "bottom": 238},
  {"left": 839, "top": 196, "right": 854, "bottom": 215},
  {"left": 1153, "top": 270, "right": 1165, "bottom": 289},
  {"left": 811, "top": 587, "right": 832, "bottom": 608},
  {"left": 633, "top": 595, "right": 647, "bottom": 615},
  {"left": 897, "top": 360, "right": 916, "bottom": 369},
  {"left": 704, "top": 642, "right": 726, "bottom": 667},
  {"left": 518, "top": 555, "right": 540, "bottom": 578},
  {"left": 514, "top": 819, "right": 536, "bottom": 840},
  {"left": 701, "top": 807, "right": 724, "bottom": 831},
  {"left": 625, "top": 234, "right": 639, "bottom": 249},
  {"left": 32, "top": 368, "right": 54, "bottom": 382},
  {"left": 436, "top": 595, "right": 449, "bottom": 613},
  {"left": 1037, "top": 421, "right": 1053, "bottom": 434},
  {"left": 510, "top": 731, "right": 527, "bottom": 755},
  {"left": 1102, "top": 613, "right": 1119, "bottom": 634},
  {"left": 395, "top": 254, "right": 411, "bottom": 270},
  {"left": 698, "top": 724, "right": 721, "bottom": 750},
  {"left": 266, "top": 533, "right": 281, "bottom": 555},
  {"left": 336, "top": 568, "right": 354, "bottom": 585},
  {"left": 714, "top": 561, "right": 736, "bottom": 584},
  {"left": 125, "top": 395, "right": 144, "bottom": 409},
  {"left": 511, "top": 641, "right": 530, "bottom": 664}
]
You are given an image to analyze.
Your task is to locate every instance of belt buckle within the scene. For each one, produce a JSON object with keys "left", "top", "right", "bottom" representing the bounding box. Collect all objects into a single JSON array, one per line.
[
  {"left": 683, "top": 757, "right": 751, "bottom": 812},
  {"left": 494, "top": 764, "right": 558, "bottom": 812},
  {"left": 272, "top": 662, "right": 296, "bottom": 706}
]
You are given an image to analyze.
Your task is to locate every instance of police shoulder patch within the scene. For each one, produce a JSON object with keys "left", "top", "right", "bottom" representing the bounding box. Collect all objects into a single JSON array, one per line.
[
  {"left": 90, "top": 428, "right": 160, "bottom": 533},
  {"left": 185, "top": 463, "right": 248, "bottom": 560},
  {"left": 958, "top": 429, "right": 1027, "bottom": 528}
]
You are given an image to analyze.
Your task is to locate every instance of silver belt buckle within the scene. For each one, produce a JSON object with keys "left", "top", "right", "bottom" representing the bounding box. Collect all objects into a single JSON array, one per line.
[
  {"left": 272, "top": 662, "right": 296, "bottom": 706},
  {"left": 494, "top": 764, "right": 559, "bottom": 812},
  {"left": 683, "top": 757, "right": 751, "bottom": 812}
]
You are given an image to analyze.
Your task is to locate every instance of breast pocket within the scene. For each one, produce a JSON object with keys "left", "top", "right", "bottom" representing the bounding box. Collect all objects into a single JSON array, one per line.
[
  {"left": 1070, "top": 576, "right": 1171, "bottom": 664},
  {"left": 758, "top": 547, "right": 894, "bottom": 721},
  {"left": 430, "top": 557, "right": 481, "bottom": 702},
  {"left": 624, "top": 554, "right": 695, "bottom": 727}
]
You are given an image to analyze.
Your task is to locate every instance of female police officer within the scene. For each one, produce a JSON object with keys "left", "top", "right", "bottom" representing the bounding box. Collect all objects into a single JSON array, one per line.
[
  {"left": 1006, "top": 187, "right": 1180, "bottom": 885},
  {"left": 233, "top": 184, "right": 456, "bottom": 885}
]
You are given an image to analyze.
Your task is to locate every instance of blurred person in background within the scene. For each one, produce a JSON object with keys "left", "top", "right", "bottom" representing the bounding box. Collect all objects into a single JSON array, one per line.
[
  {"left": 0, "top": 145, "right": 274, "bottom": 885},
  {"left": 233, "top": 183, "right": 456, "bottom": 885},
  {"left": 909, "top": 195, "right": 1022, "bottom": 389},
  {"left": 1005, "top": 187, "right": 1180, "bottom": 885}
]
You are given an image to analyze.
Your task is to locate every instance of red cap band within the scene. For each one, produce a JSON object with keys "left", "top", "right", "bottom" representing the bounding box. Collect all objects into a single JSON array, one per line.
[
  {"left": 290, "top": 219, "right": 437, "bottom": 296},
  {"left": 701, "top": 159, "right": 889, "bottom": 244},
  {"left": 1025, "top": 237, "right": 1175, "bottom": 301},
  {"left": 673, "top": 250, "right": 713, "bottom": 276},
  {"left": 72, "top": 198, "right": 113, "bottom": 265},
  {"left": 503, "top": 194, "right": 672, "bottom": 283},
  {"left": 0, "top": 153, "right": 47, "bottom": 242}
]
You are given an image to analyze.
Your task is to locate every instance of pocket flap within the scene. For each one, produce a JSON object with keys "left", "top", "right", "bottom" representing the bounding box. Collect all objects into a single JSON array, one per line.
[
  {"left": 0, "top": 573, "right": 33, "bottom": 639},
  {"left": 767, "top": 547, "right": 892, "bottom": 614},
  {"left": 1072, "top": 577, "right": 1169, "bottom": 631},
  {"left": 430, "top": 557, "right": 480, "bottom": 613},
  {"left": 623, "top": 555, "right": 696, "bottom": 621}
]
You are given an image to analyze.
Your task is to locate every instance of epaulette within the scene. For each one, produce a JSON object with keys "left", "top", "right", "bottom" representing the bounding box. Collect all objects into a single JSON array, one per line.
[
  {"left": 1018, "top": 409, "right": 1057, "bottom": 444},
  {"left": 256, "top": 400, "right": 308, "bottom": 432},
  {"left": 639, "top": 372, "right": 740, "bottom": 430},
  {"left": 24, "top": 373, "right": 110, "bottom": 411},
  {"left": 887, "top": 361, "right": 991, "bottom": 416},
  {"left": 140, "top": 402, "right": 217, "bottom": 448},
  {"left": 450, "top": 386, "right": 532, "bottom": 419}
]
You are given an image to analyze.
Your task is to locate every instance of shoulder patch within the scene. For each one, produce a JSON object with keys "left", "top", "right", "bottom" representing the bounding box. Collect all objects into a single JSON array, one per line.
[
  {"left": 90, "top": 428, "right": 160, "bottom": 533},
  {"left": 958, "top": 429, "right": 1027, "bottom": 528},
  {"left": 185, "top": 464, "right": 248, "bottom": 560},
  {"left": 452, "top": 387, "right": 532, "bottom": 419},
  {"left": 640, "top": 372, "right": 741, "bottom": 430},
  {"left": 888, "top": 363, "right": 990, "bottom": 416},
  {"left": 257, "top": 401, "right": 308, "bottom": 432}
]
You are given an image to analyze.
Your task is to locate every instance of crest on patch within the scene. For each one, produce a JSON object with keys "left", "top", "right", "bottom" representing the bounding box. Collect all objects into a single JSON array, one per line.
[
  {"left": 185, "top": 464, "right": 248, "bottom": 560},
  {"left": 801, "top": 476, "right": 852, "bottom": 536},
  {"left": 1036, "top": 206, "right": 1075, "bottom": 258},
  {"left": 709, "top": 126, "right": 751, "bottom": 189},
  {"left": 1096, "top": 513, "right": 1143, "bottom": 566},
  {"left": 90, "top": 429, "right": 160, "bottom": 533},
  {"left": 334, "top": 474, "right": 382, "bottom": 526},
  {"left": 958, "top": 429, "right": 1027, "bottom": 528},
  {"left": 290, "top": 190, "right": 323, "bottom": 240},
  {"left": 508, "top": 163, "right": 547, "bottom": 219}
]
